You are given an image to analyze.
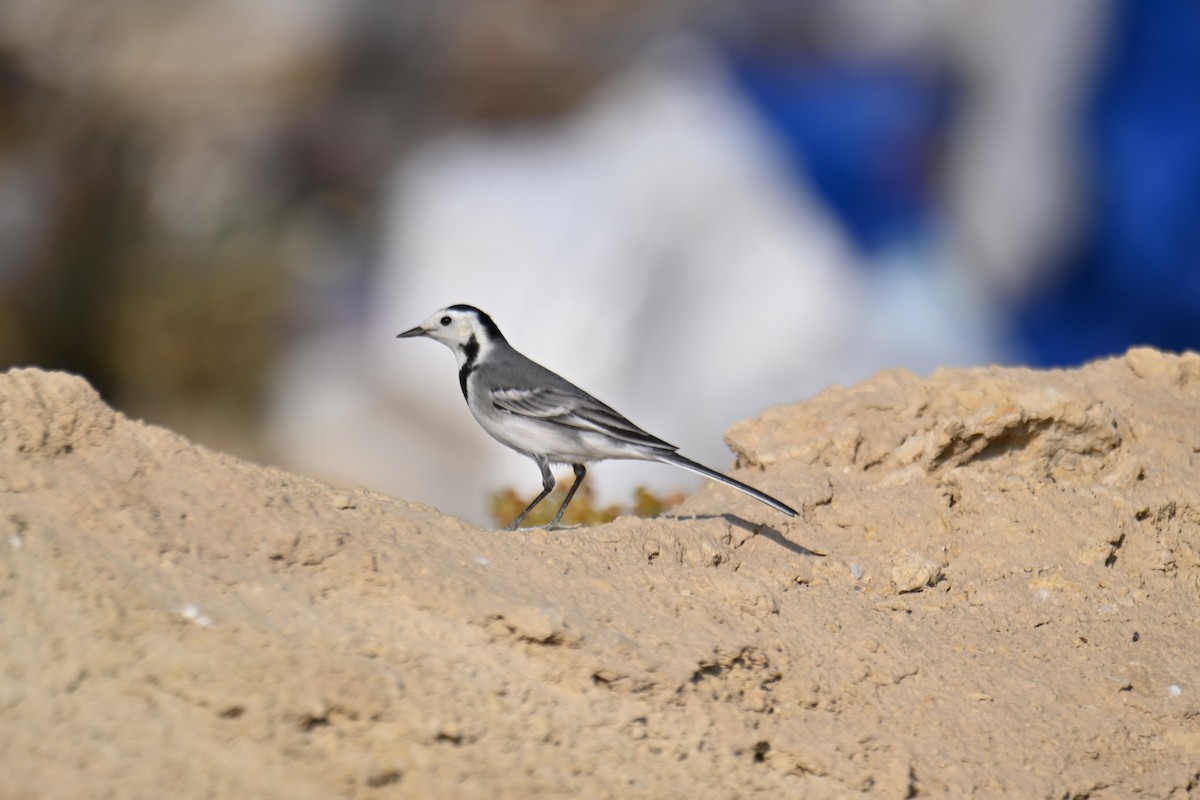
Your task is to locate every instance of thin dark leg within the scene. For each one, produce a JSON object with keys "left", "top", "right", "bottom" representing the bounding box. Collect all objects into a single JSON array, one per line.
[
  {"left": 507, "top": 458, "right": 556, "bottom": 531},
  {"left": 545, "top": 464, "right": 586, "bottom": 531}
]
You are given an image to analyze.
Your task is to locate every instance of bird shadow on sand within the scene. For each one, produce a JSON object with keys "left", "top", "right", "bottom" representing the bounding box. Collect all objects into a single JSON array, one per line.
[
  {"left": 520, "top": 515, "right": 824, "bottom": 558},
  {"left": 662, "top": 513, "right": 825, "bottom": 558}
]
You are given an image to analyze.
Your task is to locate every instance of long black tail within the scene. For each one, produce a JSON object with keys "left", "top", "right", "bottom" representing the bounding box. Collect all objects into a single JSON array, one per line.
[{"left": 654, "top": 452, "right": 797, "bottom": 517}]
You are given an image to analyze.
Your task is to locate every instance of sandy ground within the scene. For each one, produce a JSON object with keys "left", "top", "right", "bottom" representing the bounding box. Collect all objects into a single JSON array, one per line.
[{"left": 2, "top": 349, "right": 1199, "bottom": 798}]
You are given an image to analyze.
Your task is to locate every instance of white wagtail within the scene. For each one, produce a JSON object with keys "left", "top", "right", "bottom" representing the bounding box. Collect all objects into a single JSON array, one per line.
[{"left": 398, "top": 304, "right": 798, "bottom": 530}]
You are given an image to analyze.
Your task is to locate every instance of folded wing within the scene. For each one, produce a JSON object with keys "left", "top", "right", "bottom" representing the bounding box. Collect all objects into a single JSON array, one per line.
[{"left": 491, "top": 385, "right": 676, "bottom": 452}]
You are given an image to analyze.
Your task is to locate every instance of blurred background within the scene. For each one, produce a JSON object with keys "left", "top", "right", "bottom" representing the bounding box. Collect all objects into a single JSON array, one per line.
[{"left": 2, "top": 0, "right": 1198, "bottom": 524}]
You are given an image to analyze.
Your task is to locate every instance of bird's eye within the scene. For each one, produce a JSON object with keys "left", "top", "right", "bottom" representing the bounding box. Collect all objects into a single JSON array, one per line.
[{"left": 440, "top": 316, "right": 452, "bottom": 327}]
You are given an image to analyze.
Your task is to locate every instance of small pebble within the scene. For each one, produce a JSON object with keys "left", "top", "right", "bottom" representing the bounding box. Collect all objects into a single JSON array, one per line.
[
  {"left": 890, "top": 550, "right": 942, "bottom": 594},
  {"left": 179, "top": 604, "right": 215, "bottom": 628}
]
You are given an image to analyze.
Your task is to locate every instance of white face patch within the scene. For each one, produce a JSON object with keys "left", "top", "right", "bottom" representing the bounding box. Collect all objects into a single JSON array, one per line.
[
  {"left": 421, "top": 309, "right": 473, "bottom": 346},
  {"left": 415, "top": 308, "right": 500, "bottom": 370}
]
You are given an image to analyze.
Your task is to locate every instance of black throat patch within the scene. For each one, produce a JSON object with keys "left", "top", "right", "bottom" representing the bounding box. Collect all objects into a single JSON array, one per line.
[{"left": 458, "top": 334, "right": 480, "bottom": 400}]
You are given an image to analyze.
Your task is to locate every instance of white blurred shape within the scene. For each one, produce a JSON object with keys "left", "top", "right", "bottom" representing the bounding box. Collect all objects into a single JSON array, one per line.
[
  {"left": 941, "top": 0, "right": 1110, "bottom": 301},
  {"left": 272, "top": 40, "right": 861, "bottom": 523},
  {"left": 269, "top": 38, "right": 999, "bottom": 526}
]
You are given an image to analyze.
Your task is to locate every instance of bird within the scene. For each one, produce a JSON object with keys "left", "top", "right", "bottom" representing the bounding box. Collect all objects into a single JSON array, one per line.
[{"left": 397, "top": 304, "right": 798, "bottom": 530}]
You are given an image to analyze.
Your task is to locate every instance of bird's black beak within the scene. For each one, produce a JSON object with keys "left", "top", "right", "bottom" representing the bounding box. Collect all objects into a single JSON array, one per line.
[{"left": 396, "top": 326, "right": 427, "bottom": 339}]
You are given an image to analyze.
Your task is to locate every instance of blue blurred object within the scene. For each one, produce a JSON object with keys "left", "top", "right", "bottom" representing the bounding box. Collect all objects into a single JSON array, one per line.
[
  {"left": 1016, "top": 0, "right": 1200, "bottom": 365},
  {"left": 726, "top": 0, "right": 1200, "bottom": 366},
  {"left": 727, "top": 50, "right": 951, "bottom": 257}
]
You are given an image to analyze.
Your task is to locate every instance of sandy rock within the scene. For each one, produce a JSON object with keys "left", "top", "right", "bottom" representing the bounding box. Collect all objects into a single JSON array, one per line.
[
  {"left": 889, "top": 549, "right": 943, "bottom": 593},
  {"left": 3, "top": 352, "right": 1200, "bottom": 798}
]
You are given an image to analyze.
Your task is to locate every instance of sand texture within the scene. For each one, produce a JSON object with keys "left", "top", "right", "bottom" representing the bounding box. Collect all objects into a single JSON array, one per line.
[{"left": 2, "top": 349, "right": 1200, "bottom": 798}]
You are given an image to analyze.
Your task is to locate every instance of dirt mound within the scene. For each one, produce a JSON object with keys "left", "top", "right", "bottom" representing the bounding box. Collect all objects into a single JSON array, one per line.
[{"left": 3, "top": 349, "right": 1199, "bottom": 798}]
